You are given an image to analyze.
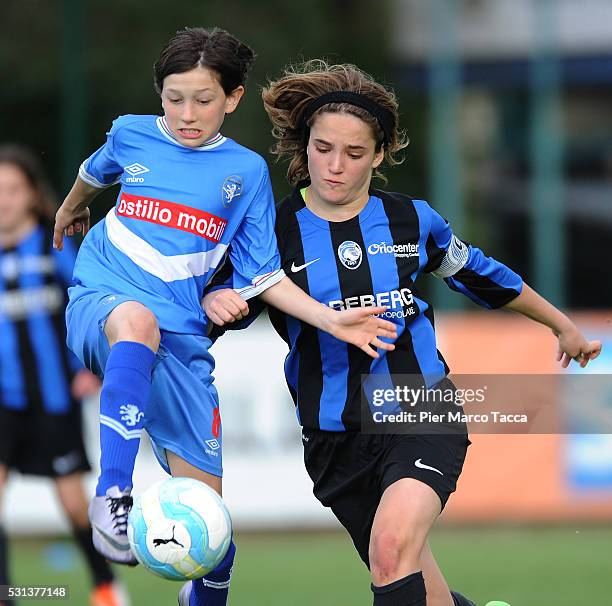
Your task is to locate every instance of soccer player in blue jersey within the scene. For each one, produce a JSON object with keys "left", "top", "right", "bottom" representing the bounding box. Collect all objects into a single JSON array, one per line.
[
  {"left": 203, "top": 61, "right": 602, "bottom": 606},
  {"left": 0, "top": 145, "right": 129, "bottom": 606},
  {"left": 53, "top": 30, "right": 396, "bottom": 606}
]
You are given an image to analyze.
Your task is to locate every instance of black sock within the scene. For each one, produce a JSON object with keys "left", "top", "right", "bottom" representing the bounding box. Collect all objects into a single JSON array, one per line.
[
  {"left": 451, "top": 590, "right": 477, "bottom": 606},
  {"left": 72, "top": 526, "right": 114, "bottom": 587},
  {"left": 0, "top": 526, "right": 13, "bottom": 606},
  {"left": 371, "top": 571, "right": 426, "bottom": 606}
]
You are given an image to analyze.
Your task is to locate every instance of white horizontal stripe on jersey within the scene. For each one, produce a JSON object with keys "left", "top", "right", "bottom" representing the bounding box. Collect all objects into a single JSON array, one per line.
[
  {"left": 235, "top": 268, "right": 285, "bottom": 300},
  {"left": 78, "top": 162, "right": 121, "bottom": 189},
  {"left": 105, "top": 208, "right": 228, "bottom": 282}
]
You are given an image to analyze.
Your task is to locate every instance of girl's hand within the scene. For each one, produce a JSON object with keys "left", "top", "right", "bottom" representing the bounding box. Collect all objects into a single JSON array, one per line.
[
  {"left": 555, "top": 325, "right": 602, "bottom": 368},
  {"left": 53, "top": 204, "right": 90, "bottom": 250},
  {"left": 202, "top": 289, "right": 249, "bottom": 325},
  {"left": 323, "top": 306, "right": 397, "bottom": 359}
]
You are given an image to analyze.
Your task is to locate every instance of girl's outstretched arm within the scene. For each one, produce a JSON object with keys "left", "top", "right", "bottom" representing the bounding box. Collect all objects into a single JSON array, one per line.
[{"left": 503, "top": 283, "right": 602, "bottom": 368}]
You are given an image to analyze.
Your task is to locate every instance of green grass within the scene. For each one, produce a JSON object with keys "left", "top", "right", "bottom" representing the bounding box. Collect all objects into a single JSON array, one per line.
[{"left": 8, "top": 527, "right": 612, "bottom": 605}]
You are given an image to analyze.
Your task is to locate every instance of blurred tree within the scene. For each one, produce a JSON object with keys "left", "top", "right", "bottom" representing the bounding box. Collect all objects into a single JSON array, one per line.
[{"left": 0, "top": 0, "right": 425, "bottom": 219}]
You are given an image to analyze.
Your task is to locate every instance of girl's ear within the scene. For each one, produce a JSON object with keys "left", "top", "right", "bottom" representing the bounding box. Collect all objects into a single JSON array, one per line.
[
  {"left": 225, "top": 86, "right": 245, "bottom": 114},
  {"left": 372, "top": 146, "right": 384, "bottom": 169}
]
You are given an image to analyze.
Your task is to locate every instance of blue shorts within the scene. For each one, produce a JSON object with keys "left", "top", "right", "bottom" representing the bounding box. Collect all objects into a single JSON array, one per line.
[{"left": 66, "top": 286, "right": 223, "bottom": 477}]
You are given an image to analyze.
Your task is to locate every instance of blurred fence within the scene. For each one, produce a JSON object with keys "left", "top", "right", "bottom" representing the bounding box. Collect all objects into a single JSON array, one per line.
[
  {"left": 437, "top": 311, "right": 612, "bottom": 522},
  {"left": 5, "top": 311, "right": 611, "bottom": 535}
]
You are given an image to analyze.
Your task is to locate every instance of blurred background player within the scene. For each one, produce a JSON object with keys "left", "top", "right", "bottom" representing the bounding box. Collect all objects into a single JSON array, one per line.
[
  {"left": 203, "top": 60, "right": 602, "bottom": 606},
  {"left": 53, "top": 27, "right": 395, "bottom": 606},
  {"left": 0, "top": 145, "right": 129, "bottom": 606}
]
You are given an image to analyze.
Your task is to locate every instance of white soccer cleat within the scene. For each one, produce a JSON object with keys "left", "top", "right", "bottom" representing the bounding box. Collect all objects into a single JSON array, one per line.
[
  {"left": 177, "top": 581, "right": 193, "bottom": 606},
  {"left": 89, "top": 486, "right": 138, "bottom": 565}
]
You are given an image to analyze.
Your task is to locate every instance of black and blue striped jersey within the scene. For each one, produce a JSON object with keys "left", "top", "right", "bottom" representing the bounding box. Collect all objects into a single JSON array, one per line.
[
  {"left": 211, "top": 185, "right": 523, "bottom": 431},
  {"left": 0, "top": 223, "right": 81, "bottom": 414}
]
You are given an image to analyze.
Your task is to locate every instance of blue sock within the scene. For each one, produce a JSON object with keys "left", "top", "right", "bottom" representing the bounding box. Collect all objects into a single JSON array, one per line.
[
  {"left": 191, "top": 541, "right": 236, "bottom": 606},
  {"left": 96, "top": 341, "right": 156, "bottom": 496}
]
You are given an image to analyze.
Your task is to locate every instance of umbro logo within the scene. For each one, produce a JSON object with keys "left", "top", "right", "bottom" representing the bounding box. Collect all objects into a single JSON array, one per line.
[
  {"left": 124, "top": 163, "right": 150, "bottom": 183},
  {"left": 125, "top": 163, "right": 150, "bottom": 176},
  {"left": 204, "top": 438, "right": 220, "bottom": 458},
  {"left": 290, "top": 259, "right": 320, "bottom": 273}
]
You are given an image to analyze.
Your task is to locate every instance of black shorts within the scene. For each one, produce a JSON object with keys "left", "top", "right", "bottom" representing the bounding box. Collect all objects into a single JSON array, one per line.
[
  {"left": 0, "top": 405, "right": 91, "bottom": 478},
  {"left": 301, "top": 429, "right": 470, "bottom": 567}
]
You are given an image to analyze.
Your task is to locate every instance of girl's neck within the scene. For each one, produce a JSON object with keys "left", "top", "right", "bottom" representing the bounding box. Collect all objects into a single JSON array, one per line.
[{"left": 304, "top": 186, "right": 370, "bottom": 223}]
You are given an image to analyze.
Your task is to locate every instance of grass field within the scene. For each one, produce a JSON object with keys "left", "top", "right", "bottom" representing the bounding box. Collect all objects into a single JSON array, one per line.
[{"left": 7, "top": 527, "right": 611, "bottom": 605}]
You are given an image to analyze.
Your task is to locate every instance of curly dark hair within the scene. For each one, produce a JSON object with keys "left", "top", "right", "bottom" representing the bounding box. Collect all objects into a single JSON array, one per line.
[{"left": 262, "top": 60, "right": 409, "bottom": 185}]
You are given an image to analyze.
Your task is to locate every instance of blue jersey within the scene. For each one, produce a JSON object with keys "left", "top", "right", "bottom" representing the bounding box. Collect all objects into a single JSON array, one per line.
[
  {"left": 0, "top": 223, "right": 81, "bottom": 413},
  {"left": 209, "top": 186, "right": 523, "bottom": 431},
  {"left": 72, "top": 114, "right": 283, "bottom": 335}
]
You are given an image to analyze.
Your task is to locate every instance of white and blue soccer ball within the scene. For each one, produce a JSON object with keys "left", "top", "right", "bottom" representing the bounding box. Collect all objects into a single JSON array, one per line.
[{"left": 127, "top": 477, "right": 232, "bottom": 581}]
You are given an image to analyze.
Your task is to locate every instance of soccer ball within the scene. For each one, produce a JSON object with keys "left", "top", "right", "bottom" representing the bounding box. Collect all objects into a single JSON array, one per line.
[{"left": 127, "top": 477, "right": 232, "bottom": 581}]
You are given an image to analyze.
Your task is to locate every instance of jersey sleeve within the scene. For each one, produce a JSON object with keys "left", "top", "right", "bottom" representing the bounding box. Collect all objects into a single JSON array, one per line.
[
  {"left": 228, "top": 164, "right": 285, "bottom": 300},
  {"left": 78, "top": 117, "right": 124, "bottom": 188},
  {"left": 422, "top": 201, "right": 523, "bottom": 309}
]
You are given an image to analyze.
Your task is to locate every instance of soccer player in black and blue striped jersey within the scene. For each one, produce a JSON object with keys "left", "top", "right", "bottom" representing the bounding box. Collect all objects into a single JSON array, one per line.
[
  {"left": 0, "top": 146, "right": 129, "bottom": 606},
  {"left": 203, "top": 61, "right": 601, "bottom": 606}
]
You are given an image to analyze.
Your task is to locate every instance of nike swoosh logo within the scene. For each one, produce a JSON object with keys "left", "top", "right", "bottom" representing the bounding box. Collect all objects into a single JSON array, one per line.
[
  {"left": 291, "top": 259, "right": 320, "bottom": 273},
  {"left": 414, "top": 459, "right": 444, "bottom": 475}
]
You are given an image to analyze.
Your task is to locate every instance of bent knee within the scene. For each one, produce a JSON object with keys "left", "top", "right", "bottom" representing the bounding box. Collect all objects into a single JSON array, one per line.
[
  {"left": 105, "top": 302, "right": 160, "bottom": 350},
  {"left": 370, "top": 530, "right": 421, "bottom": 585}
]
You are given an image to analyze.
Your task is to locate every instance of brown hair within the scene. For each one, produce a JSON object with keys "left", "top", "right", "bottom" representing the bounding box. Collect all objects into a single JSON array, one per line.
[
  {"left": 153, "top": 27, "right": 255, "bottom": 95},
  {"left": 0, "top": 145, "right": 55, "bottom": 221},
  {"left": 261, "top": 60, "right": 409, "bottom": 185}
]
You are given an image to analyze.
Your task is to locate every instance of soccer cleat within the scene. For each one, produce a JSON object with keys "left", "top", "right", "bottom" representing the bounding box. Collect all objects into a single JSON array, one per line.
[
  {"left": 177, "top": 581, "right": 192, "bottom": 606},
  {"left": 89, "top": 486, "right": 138, "bottom": 565},
  {"left": 90, "top": 582, "right": 131, "bottom": 606}
]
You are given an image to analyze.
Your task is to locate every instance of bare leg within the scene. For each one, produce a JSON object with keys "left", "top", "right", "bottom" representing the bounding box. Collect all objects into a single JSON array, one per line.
[
  {"left": 166, "top": 451, "right": 222, "bottom": 495},
  {"left": 54, "top": 472, "right": 90, "bottom": 527},
  {"left": 419, "top": 539, "right": 454, "bottom": 606},
  {"left": 369, "top": 478, "right": 453, "bottom": 606},
  {"left": 104, "top": 301, "right": 161, "bottom": 351}
]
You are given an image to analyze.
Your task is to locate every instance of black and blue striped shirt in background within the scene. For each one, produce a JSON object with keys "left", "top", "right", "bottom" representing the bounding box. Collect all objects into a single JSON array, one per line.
[
  {"left": 0, "top": 223, "right": 81, "bottom": 414},
  {"left": 209, "top": 186, "right": 523, "bottom": 432}
]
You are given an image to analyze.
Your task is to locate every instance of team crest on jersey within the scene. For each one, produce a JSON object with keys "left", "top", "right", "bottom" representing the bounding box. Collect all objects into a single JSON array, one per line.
[
  {"left": 338, "top": 240, "right": 363, "bottom": 270},
  {"left": 222, "top": 175, "right": 243, "bottom": 206}
]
